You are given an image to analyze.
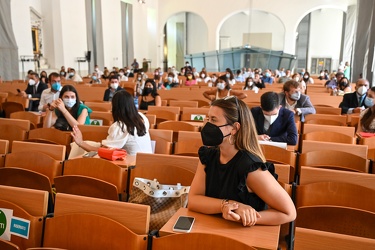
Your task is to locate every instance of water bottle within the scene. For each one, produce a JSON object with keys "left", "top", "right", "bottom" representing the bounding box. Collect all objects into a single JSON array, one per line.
[{"left": 134, "top": 95, "right": 139, "bottom": 110}]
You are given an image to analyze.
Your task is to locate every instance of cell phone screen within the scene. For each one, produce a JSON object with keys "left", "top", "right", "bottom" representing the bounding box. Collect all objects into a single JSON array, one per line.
[{"left": 173, "top": 216, "right": 195, "bottom": 233}]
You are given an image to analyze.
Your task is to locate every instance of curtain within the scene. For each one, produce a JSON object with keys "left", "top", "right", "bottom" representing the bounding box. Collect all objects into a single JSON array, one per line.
[
  {"left": 176, "top": 22, "right": 184, "bottom": 71},
  {"left": 121, "top": 2, "right": 134, "bottom": 67},
  {"left": 0, "top": 0, "right": 19, "bottom": 80},
  {"left": 342, "top": 5, "right": 356, "bottom": 82},
  {"left": 85, "top": 0, "right": 104, "bottom": 72},
  {"left": 352, "top": 0, "right": 375, "bottom": 84}
]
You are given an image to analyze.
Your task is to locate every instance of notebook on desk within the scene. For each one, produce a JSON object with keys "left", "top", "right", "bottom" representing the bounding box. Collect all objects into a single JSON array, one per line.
[{"left": 258, "top": 140, "right": 287, "bottom": 149}]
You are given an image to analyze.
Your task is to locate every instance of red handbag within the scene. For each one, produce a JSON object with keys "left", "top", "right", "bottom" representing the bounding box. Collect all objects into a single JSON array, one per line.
[{"left": 98, "top": 148, "right": 127, "bottom": 161}]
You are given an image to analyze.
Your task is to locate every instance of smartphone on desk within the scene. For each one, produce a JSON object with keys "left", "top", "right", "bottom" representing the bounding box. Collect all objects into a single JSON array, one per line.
[
  {"left": 173, "top": 216, "right": 195, "bottom": 233},
  {"left": 83, "top": 151, "right": 98, "bottom": 158}
]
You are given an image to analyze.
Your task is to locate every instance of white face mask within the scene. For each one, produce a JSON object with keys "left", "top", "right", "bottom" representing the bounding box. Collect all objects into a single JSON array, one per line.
[
  {"left": 201, "top": 74, "right": 205, "bottom": 78},
  {"left": 364, "top": 97, "right": 374, "bottom": 107},
  {"left": 264, "top": 112, "right": 279, "bottom": 125},
  {"left": 217, "top": 82, "right": 225, "bottom": 90},
  {"left": 111, "top": 83, "right": 119, "bottom": 89},
  {"left": 357, "top": 86, "right": 368, "bottom": 96},
  {"left": 29, "top": 79, "right": 36, "bottom": 86},
  {"left": 63, "top": 98, "right": 76, "bottom": 108},
  {"left": 247, "top": 81, "right": 253, "bottom": 86},
  {"left": 290, "top": 92, "right": 301, "bottom": 101},
  {"left": 294, "top": 77, "right": 300, "bottom": 82}
]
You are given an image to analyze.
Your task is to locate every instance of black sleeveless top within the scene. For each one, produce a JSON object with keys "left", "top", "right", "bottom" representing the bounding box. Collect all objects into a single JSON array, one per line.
[
  {"left": 139, "top": 98, "right": 156, "bottom": 110},
  {"left": 198, "top": 146, "right": 277, "bottom": 211}
]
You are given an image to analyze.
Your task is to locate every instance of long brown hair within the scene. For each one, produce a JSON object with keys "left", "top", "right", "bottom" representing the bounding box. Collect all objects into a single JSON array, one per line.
[
  {"left": 211, "top": 97, "right": 265, "bottom": 162},
  {"left": 361, "top": 87, "right": 375, "bottom": 131}
]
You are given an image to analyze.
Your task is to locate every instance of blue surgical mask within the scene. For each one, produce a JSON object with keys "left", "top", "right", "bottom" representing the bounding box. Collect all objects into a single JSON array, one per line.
[
  {"left": 168, "top": 77, "right": 173, "bottom": 82},
  {"left": 52, "top": 82, "right": 61, "bottom": 91},
  {"left": 217, "top": 82, "right": 225, "bottom": 90},
  {"left": 63, "top": 98, "right": 76, "bottom": 108},
  {"left": 364, "top": 97, "right": 374, "bottom": 107},
  {"left": 265, "top": 73, "right": 270, "bottom": 77},
  {"left": 92, "top": 76, "right": 97, "bottom": 81}
]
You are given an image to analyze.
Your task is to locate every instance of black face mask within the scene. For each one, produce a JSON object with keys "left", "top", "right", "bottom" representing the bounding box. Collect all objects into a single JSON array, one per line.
[
  {"left": 201, "top": 122, "right": 231, "bottom": 146},
  {"left": 144, "top": 88, "right": 153, "bottom": 95}
]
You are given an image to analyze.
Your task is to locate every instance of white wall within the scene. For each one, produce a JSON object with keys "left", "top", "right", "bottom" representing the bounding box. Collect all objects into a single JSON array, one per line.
[
  {"left": 10, "top": 0, "right": 355, "bottom": 77},
  {"left": 59, "top": 0, "right": 88, "bottom": 76},
  {"left": 11, "top": 0, "right": 34, "bottom": 78},
  {"left": 219, "top": 11, "right": 285, "bottom": 51},
  {"left": 309, "top": 8, "right": 344, "bottom": 72},
  {"left": 187, "top": 13, "right": 208, "bottom": 54},
  {"left": 101, "top": 0, "right": 123, "bottom": 69}
]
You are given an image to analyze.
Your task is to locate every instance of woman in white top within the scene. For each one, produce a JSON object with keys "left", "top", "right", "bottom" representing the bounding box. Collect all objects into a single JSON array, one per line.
[{"left": 71, "top": 90, "right": 153, "bottom": 156}]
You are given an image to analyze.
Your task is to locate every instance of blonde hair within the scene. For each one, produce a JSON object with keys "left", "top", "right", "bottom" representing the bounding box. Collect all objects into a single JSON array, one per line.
[{"left": 211, "top": 97, "right": 265, "bottom": 162}]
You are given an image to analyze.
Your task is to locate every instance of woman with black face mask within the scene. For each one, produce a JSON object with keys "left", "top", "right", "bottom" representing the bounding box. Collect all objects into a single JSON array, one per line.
[
  {"left": 188, "top": 97, "right": 296, "bottom": 227},
  {"left": 138, "top": 79, "right": 162, "bottom": 111}
]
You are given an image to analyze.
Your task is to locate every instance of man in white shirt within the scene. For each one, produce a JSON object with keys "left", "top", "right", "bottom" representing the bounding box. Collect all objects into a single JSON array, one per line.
[{"left": 38, "top": 72, "right": 62, "bottom": 111}]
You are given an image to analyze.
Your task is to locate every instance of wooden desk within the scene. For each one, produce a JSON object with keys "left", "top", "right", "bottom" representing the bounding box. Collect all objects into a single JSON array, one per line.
[{"left": 160, "top": 208, "right": 280, "bottom": 250}]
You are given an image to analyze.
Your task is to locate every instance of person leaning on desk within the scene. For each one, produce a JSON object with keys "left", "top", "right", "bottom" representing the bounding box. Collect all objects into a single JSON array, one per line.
[
  {"left": 188, "top": 96, "right": 296, "bottom": 226},
  {"left": 251, "top": 91, "right": 298, "bottom": 145}
]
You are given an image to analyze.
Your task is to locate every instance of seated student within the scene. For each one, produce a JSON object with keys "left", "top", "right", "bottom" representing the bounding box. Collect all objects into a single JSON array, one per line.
[
  {"left": 225, "top": 68, "right": 236, "bottom": 85},
  {"left": 339, "top": 78, "right": 370, "bottom": 114},
  {"left": 19, "top": 72, "right": 48, "bottom": 111},
  {"left": 185, "top": 71, "right": 197, "bottom": 86},
  {"left": 203, "top": 75, "right": 247, "bottom": 102},
  {"left": 103, "top": 75, "right": 123, "bottom": 102},
  {"left": 38, "top": 72, "right": 62, "bottom": 111},
  {"left": 162, "top": 72, "right": 179, "bottom": 89},
  {"left": 261, "top": 69, "right": 274, "bottom": 84},
  {"left": 251, "top": 92, "right": 298, "bottom": 145},
  {"left": 234, "top": 70, "right": 245, "bottom": 82},
  {"left": 357, "top": 86, "right": 375, "bottom": 133},
  {"left": 90, "top": 71, "right": 101, "bottom": 84},
  {"left": 188, "top": 97, "right": 296, "bottom": 226},
  {"left": 139, "top": 79, "right": 162, "bottom": 110},
  {"left": 243, "top": 77, "right": 259, "bottom": 93},
  {"left": 278, "top": 80, "right": 315, "bottom": 120},
  {"left": 253, "top": 72, "right": 265, "bottom": 89},
  {"left": 336, "top": 77, "right": 352, "bottom": 95},
  {"left": 71, "top": 90, "right": 153, "bottom": 156},
  {"left": 48, "top": 84, "right": 92, "bottom": 131}
]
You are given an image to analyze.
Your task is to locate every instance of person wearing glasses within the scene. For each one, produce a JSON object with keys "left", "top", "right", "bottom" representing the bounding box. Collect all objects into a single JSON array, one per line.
[
  {"left": 203, "top": 75, "right": 247, "bottom": 102},
  {"left": 251, "top": 91, "right": 298, "bottom": 145},
  {"left": 188, "top": 96, "right": 296, "bottom": 226}
]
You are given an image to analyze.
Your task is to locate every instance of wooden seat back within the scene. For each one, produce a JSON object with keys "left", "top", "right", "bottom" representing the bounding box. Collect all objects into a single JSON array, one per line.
[
  {"left": 299, "top": 166, "right": 375, "bottom": 190},
  {"left": 54, "top": 175, "right": 119, "bottom": 201},
  {"left": 5, "top": 151, "right": 63, "bottom": 183},
  {"left": 10, "top": 111, "right": 42, "bottom": 129},
  {"left": 296, "top": 206, "right": 375, "bottom": 239},
  {"left": 303, "top": 124, "right": 355, "bottom": 137},
  {"left": 54, "top": 193, "right": 150, "bottom": 234},
  {"left": 304, "top": 114, "right": 347, "bottom": 126},
  {"left": 294, "top": 227, "right": 375, "bottom": 250},
  {"left": 149, "top": 129, "right": 173, "bottom": 154},
  {"left": 1, "top": 101, "right": 25, "bottom": 118},
  {"left": 42, "top": 213, "right": 148, "bottom": 249},
  {"left": 0, "top": 139, "right": 9, "bottom": 168},
  {"left": 0, "top": 239, "right": 20, "bottom": 250},
  {"left": 63, "top": 158, "right": 126, "bottom": 194},
  {"left": 90, "top": 111, "right": 114, "bottom": 125},
  {"left": 174, "top": 131, "right": 202, "bottom": 156},
  {"left": 152, "top": 232, "right": 256, "bottom": 250},
  {"left": 302, "top": 140, "right": 368, "bottom": 158},
  {"left": 131, "top": 153, "right": 198, "bottom": 188},
  {"left": 296, "top": 181, "right": 375, "bottom": 212},
  {"left": 303, "top": 131, "right": 356, "bottom": 144},
  {"left": 84, "top": 101, "right": 112, "bottom": 112},
  {"left": 0, "top": 200, "right": 44, "bottom": 249},
  {"left": 169, "top": 100, "right": 199, "bottom": 108},
  {"left": 299, "top": 150, "right": 369, "bottom": 173},
  {"left": 0, "top": 185, "right": 48, "bottom": 216},
  {"left": 12, "top": 141, "right": 66, "bottom": 161},
  {"left": 77, "top": 125, "right": 109, "bottom": 142}
]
